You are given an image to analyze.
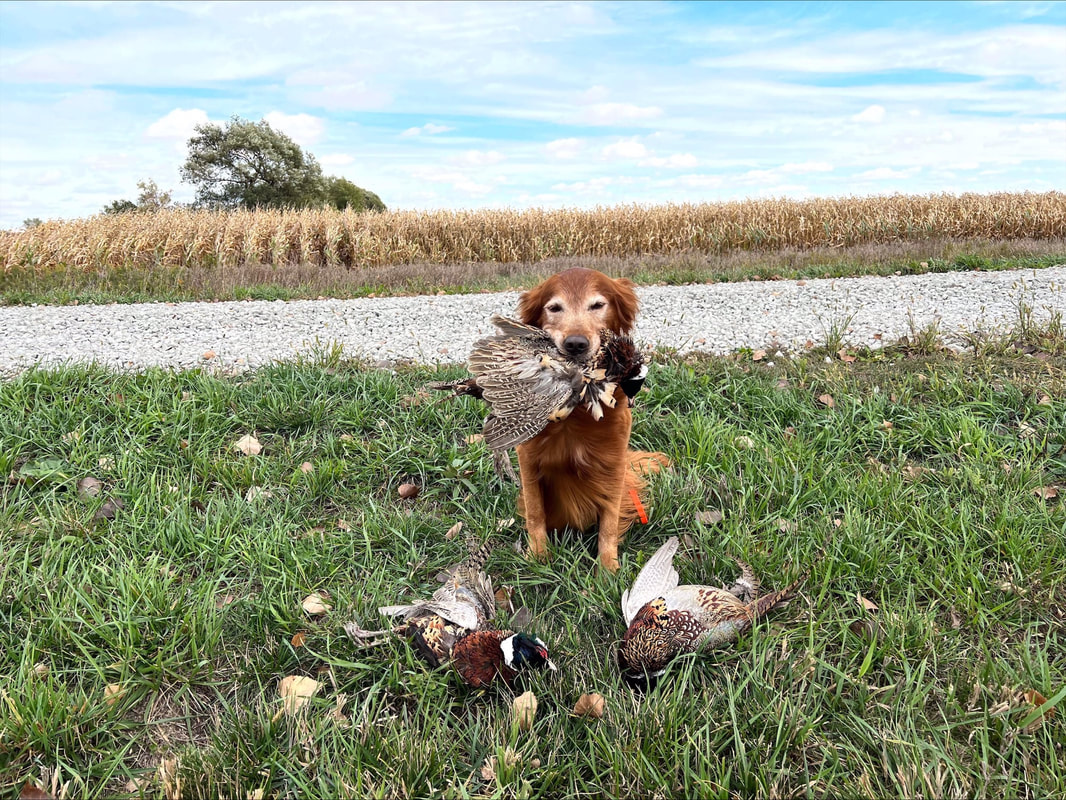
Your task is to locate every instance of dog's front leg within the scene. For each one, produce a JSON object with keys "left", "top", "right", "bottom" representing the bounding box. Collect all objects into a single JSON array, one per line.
[
  {"left": 516, "top": 445, "right": 550, "bottom": 561},
  {"left": 596, "top": 475, "right": 627, "bottom": 573}
]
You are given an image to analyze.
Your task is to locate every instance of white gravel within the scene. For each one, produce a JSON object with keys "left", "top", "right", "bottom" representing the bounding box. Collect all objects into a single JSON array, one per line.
[{"left": 1, "top": 267, "right": 1064, "bottom": 374}]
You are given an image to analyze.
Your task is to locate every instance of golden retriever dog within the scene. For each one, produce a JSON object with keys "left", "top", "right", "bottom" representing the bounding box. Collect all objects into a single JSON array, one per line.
[{"left": 514, "top": 267, "right": 669, "bottom": 572}]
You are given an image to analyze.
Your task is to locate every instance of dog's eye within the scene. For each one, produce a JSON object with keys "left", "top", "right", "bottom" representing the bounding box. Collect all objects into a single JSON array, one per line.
[
  {"left": 589, "top": 300, "right": 606, "bottom": 311},
  {"left": 546, "top": 303, "right": 563, "bottom": 313}
]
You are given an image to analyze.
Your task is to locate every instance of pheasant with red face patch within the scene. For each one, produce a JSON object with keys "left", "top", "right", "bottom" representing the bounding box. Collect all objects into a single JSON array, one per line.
[{"left": 344, "top": 543, "right": 556, "bottom": 688}]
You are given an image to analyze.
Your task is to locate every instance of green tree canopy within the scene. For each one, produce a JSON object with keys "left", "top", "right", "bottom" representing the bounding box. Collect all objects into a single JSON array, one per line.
[
  {"left": 326, "top": 176, "right": 386, "bottom": 212},
  {"left": 102, "top": 199, "right": 138, "bottom": 215},
  {"left": 180, "top": 116, "right": 327, "bottom": 210}
]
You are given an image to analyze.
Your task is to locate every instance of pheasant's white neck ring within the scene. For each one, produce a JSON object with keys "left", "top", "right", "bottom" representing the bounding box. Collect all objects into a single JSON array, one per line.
[{"left": 500, "top": 634, "right": 516, "bottom": 668}]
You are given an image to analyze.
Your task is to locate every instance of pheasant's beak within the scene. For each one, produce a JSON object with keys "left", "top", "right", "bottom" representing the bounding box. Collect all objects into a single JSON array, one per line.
[{"left": 547, "top": 659, "right": 558, "bottom": 671}]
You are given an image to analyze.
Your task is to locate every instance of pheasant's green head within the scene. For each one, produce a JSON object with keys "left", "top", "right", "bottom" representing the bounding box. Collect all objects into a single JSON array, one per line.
[{"left": 500, "top": 633, "right": 557, "bottom": 673}]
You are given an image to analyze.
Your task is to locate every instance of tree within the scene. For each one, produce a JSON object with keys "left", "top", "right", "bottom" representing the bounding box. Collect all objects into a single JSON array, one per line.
[
  {"left": 102, "top": 199, "right": 137, "bottom": 215},
  {"left": 326, "top": 176, "right": 386, "bottom": 212},
  {"left": 134, "top": 179, "right": 174, "bottom": 211},
  {"left": 181, "top": 116, "right": 326, "bottom": 210},
  {"left": 101, "top": 179, "right": 176, "bottom": 215},
  {"left": 22, "top": 217, "right": 43, "bottom": 229}
]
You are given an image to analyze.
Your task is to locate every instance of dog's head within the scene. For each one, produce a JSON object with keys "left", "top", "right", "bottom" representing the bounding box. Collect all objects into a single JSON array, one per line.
[{"left": 517, "top": 268, "right": 638, "bottom": 361}]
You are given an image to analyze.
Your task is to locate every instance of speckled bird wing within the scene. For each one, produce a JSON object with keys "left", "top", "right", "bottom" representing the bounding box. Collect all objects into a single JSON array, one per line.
[
  {"left": 468, "top": 334, "right": 579, "bottom": 451},
  {"left": 622, "top": 536, "right": 681, "bottom": 625},
  {"left": 449, "top": 563, "right": 498, "bottom": 625},
  {"left": 660, "top": 585, "right": 753, "bottom": 650},
  {"left": 379, "top": 580, "right": 488, "bottom": 631}
]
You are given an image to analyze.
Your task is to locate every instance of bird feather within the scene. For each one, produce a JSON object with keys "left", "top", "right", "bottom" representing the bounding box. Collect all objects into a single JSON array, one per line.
[{"left": 622, "top": 536, "right": 681, "bottom": 625}]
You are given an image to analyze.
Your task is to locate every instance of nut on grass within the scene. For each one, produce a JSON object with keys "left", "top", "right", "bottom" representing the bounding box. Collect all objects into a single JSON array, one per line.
[
  {"left": 572, "top": 692, "right": 606, "bottom": 719},
  {"left": 513, "top": 691, "right": 538, "bottom": 731}
]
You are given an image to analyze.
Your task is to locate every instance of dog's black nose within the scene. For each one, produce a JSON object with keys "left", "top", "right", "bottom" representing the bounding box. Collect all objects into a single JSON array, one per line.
[{"left": 563, "top": 335, "right": 589, "bottom": 357}]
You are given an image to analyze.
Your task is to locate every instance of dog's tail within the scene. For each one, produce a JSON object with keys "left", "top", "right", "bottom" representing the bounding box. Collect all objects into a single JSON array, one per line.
[{"left": 629, "top": 450, "right": 671, "bottom": 475}]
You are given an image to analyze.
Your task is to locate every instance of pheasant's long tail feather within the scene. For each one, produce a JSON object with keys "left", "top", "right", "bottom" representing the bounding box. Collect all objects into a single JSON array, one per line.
[
  {"left": 427, "top": 378, "right": 484, "bottom": 401},
  {"left": 749, "top": 560, "right": 815, "bottom": 619},
  {"left": 489, "top": 314, "right": 550, "bottom": 339}
]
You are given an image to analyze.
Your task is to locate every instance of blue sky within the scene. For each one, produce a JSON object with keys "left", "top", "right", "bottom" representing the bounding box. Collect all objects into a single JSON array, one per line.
[{"left": 0, "top": 0, "right": 1063, "bottom": 229}]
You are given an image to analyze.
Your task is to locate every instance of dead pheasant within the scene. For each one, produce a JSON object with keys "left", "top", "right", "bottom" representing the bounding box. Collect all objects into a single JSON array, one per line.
[
  {"left": 430, "top": 314, "right": 647, "bottom": 475},
  {"left": 618, "top": 537, "right": 813, "bottom": 685},
  {"left": 344, "top": 543, "right": 556, "bottom": 688}
]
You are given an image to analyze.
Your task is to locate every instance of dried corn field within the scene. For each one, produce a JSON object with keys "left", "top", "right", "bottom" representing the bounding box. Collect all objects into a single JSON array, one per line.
[{"left": 3, "top": 192, "right": 1064, "bottom": 274}]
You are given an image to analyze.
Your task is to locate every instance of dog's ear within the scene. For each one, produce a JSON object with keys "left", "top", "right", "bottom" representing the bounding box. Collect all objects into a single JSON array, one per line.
[
  {"left": 517, "top": 280, "right": 552, "bottom": 327},
  {"left": 608, "top": 276, "right": 639, "bottom": 334}
]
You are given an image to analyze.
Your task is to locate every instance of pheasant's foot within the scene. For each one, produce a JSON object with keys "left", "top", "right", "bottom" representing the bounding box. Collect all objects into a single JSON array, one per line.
[{"left": 342, "top": 621, "right": 390, "bottom": 646}]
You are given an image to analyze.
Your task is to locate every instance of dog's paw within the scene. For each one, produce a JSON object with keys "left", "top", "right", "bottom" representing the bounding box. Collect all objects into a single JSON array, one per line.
[
  {"left": 598, "top": 554, "right": 621, "bottom": 573},
  {"left": 526, "top": 542, "right": 550, "bottom": 562}
]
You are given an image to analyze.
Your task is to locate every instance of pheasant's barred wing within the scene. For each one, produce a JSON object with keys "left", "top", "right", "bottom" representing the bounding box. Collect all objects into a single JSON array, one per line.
[
  {"left": 378, "top": 590, "right": 481, "bottom": 631},
  {"left": 482, "top": 411, "right": 551, "bottom": 451},
  {"left": 489, "top": 314, "right": 553, "bottom": 340},
  {"left": 452, "top": 562, "right": 498, "bottom": 623},
  {"left": 622, "top": 536, "right": 682, "bottom": 625},
  {"left": 419, "top": 600, "right": 482, "bottom": 631},
  {"left": 477, "top": 373, "right": 575, "bottom": 450},
  {"left": 661, "top": 586, "right": 748, "bottom": 623},
  {"left": 470, "top": 345, "right": 578, "bottom": 450}
]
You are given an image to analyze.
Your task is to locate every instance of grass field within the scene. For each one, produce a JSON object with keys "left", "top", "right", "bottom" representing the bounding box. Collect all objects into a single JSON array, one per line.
[{"left": 2, "top": 324, "right": 1064, "bottom": 797}]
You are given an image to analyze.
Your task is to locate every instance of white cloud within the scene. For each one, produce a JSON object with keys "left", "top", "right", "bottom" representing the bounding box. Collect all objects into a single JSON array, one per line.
[
  {"left": 411, "top": 166, "right": 497, "bottom": 196},
  {"left": 581, "top": 85, "right": 612, "bottom": 103},
  {"left": 694, "top": 25, "right": 1065, "bottom": 88},
  {"left": 640, "top": 153, "right": 700, "bottom": 169},
  {"left": 145, "top": 108, "right": 209, "bottom": 140},
  {"left": 853, "top": 105, "right": 886, "bottom": 123},
  {"left": 658, "top": 174, "right": 724, "bottom": 189},
  {"left": 401, "top": 122, "right": 455, "bottom": 137},
  {"left": 779, "top": 161, "right": 834, "bottom": 174},
  {"left": 857, "top": 167, "right": 921, "bottom": 180},
  {"left": 263, "top": 111, "right": 325, "bottom": 146},
  {"left": 448, "top": 150, "right": 505, "bottom": 166},
  {"left": 545, "top": 138, "right": 584, "bottom": 159},
  {"left": 579, "top": 103, "right": 663, "bottom": 125},
  {"left": 551, "top": 176, "right": 619, "bottom": 193},
  {"left": 298, "top": 81, "right": 392, "bottom": 111},
  {"left": 602, "top": 140, "right": 648, "bottom": 160}
]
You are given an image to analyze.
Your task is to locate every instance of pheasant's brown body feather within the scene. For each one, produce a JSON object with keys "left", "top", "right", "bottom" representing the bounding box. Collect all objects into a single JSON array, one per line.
[
  {"left": 451, "top": 628, "right": 518, "bottom": 688},
  {"left": 429, "top": 314, "right": 646, "bottom": 475},
  {"left": 619, "top": 537, "right": 815, "bottom": 678}
]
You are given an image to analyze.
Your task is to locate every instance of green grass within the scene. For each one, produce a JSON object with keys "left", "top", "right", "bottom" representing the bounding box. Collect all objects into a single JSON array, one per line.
[
  {"left": 1, "top": 346, "right": 1064, "bottom": 798},
  {"left": 2, "top": 237, "right": 1063, "bottom": 306}
]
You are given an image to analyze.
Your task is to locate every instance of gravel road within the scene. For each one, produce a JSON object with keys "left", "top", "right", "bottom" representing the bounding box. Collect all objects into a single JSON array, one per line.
[{"left": 2, "top": 267, "right": 1064, "bottom": 375}]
